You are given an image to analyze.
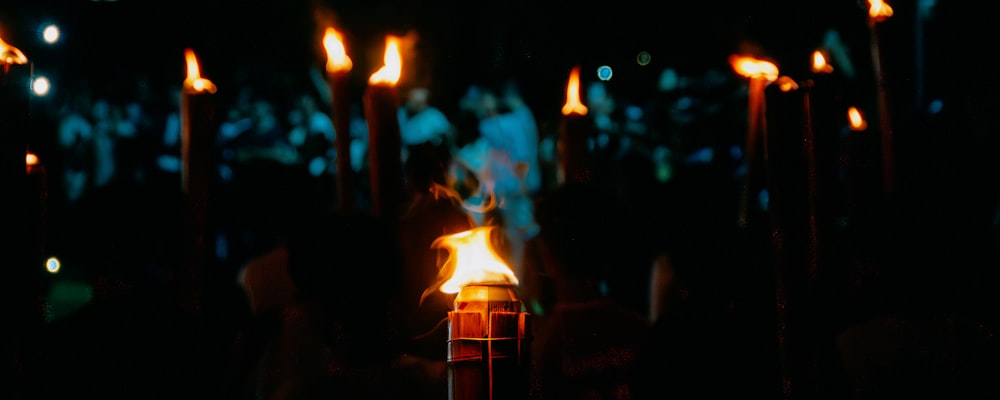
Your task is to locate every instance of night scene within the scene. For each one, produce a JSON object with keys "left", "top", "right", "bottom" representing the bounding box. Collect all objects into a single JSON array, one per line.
[{"left": 2, "top": 0, "right": 998, "bottom": 399}]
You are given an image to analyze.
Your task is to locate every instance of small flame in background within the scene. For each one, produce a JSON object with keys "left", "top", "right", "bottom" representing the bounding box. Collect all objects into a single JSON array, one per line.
[
  {"left": 432, "top": 226, "right": 519, "bottom": 296},
  {"left": 0, "top": 34, "right": 28, "bottom": 65},
  {"left": 323, "top": 27, "right": 352, "bottom": 73},
  {"left": 729, "top": 55, "right": 779, "bottom": 83},
  {"left": 848, "top": 106, "right": 868, "bottom": 131},
  {"left": 183, "top": 49, "right": 216, "bottom": 94},
  {"left": 868, "top": 0, "right": 894, "bottom": 22},
  {"left": 25, "top": 151, "right": 39, "bottom": 166},
  {"left": 776, "top": 76, "right": 799, "bottom": 92},
  {"left": 369, "top": 35, "right": 401, "bottom": 85},
  {"left": 811, "top": 50, "right": 834, "bottom": 74},
  {"left": 561, "top": 66, "right": 588, "bottom": 116}
]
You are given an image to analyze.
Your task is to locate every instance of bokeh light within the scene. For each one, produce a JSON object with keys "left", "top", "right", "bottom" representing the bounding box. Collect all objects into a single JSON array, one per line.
[
  {"left": 42, "top": 24, "right": 60, "bottom": 44},
  {"left": 596, "top": 65, "right": 613, "bottom": 81},
  {"left": 32, "top": 76, "right": 51, "bottom": 96},
  {"left": 636, "top": 51, "right": 651, "bottom": 66},
  {"left": 45, "top": 257, "right": 61, "bottom": 274}
]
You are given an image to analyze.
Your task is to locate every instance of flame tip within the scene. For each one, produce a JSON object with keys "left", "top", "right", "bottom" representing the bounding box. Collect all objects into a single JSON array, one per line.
[
  {"left": 368, "top": 35, "right": 402, "bottom": 85},
  {"left": 561, "top": 65, "right": 588, "bottom": 115}
]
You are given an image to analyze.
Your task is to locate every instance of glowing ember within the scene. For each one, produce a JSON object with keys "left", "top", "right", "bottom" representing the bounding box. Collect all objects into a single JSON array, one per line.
[
  {"left": 811, "top": 50, "right": 834, "bottom": 74},
  {"left": 561, "top": 66, "right": 588, "bottom": 116},
  {"left": 868, "top": 0, "right": 894, "bottom": 21},
  {"left": 729, "top": 55, "right": 779, "bottom": 82},
  {"left": 183, "top": 49, "right": 216, "bottom": 94},
  {"left": 776, "top": 76, "right": 799, "bottom": 92},
  {"left": 0, "top": 34, "right": 27, "bottom": 65},
  {"left": 323, "top": 27, "right": 352, "bottom": 73},
  {"left": 434, "top": 226, "right": 519, "bottom": 295},
  {"left": 848, "top": 107, "right": 868, "bottom": 131},
  {"left": 369, "top": 35, "right": 402, "bottom": 85}
]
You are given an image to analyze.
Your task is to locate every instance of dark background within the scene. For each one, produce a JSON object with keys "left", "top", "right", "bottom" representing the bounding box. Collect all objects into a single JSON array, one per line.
[
  {"left": 3, "top": 1, "right": 1000, "bottom": 398},
  {"left": 3, "top": 0, "right": 881, "bottom": 114}
]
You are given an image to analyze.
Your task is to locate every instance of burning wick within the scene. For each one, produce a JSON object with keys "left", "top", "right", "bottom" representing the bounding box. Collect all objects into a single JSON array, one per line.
[
  {"left": 868, "top": 0, "right": 894, "bottom": 22},
  {"left": 434, "top": 226, "right": 519, "bottom": 295},
  {"left": 847, "top": 107, "right": 868, "bottom": 131},
  {"left": 811, "top": 50, "right": 834, "bottom": 74},
  {"left": 183, "top": 49, "right": 216, "bottom": 94},
  {"left": 561, "top": 66, "right": 588, "bottom": 116},
  {"left": 369, "top": 36, "right": 402, "bottom": 85},
  {"left": 323, "top": 27, "right": 352, "bottom": 73},
  {"left": 0, "top": 35, "right": 28, "bottom": 66}
]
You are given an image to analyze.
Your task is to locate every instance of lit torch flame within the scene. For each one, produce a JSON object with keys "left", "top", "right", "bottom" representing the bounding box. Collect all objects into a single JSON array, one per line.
[
  {"left": 729, "top": 55, "right": 779, "bottom": 83},
  {"left": 561, "top": 66, "right": 588, "bottom": 116},
  {"left": 434, "top": 226, "right": 519, "bottom": 295},
  {"left": 0, "top": 34, "right": 27, "bottom": 66},
  {"left": 776, "top": 76, "right": 799, "bottom": 92},
  {"left": 26, "top": 151, "right": 39, "bottom": 174},
  {"left": 323, "top": 27, "right": 352, "bottom": 73},
  {"left": 369, "top": 35, "right": 401, "bottom": 85},
  {"left": 848, "top": 106, "right": 868, "bottom": 131},
  {"left": 183, "top": 49, "right": 216, "bottom": 94},
  {"left": 812, "top": 50, "right": 834, "bottom": 74},
  {"left": 868, "top": 0, "right": 894, "bottom": 22}
]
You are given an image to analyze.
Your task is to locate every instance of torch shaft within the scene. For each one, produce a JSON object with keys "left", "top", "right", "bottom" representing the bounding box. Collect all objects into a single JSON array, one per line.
[
  {"left": 448, "top": 285, "right": 530, "bottom": 400},
  {"left": 329, "top": 71, "right": 355, "bottom": 210}
]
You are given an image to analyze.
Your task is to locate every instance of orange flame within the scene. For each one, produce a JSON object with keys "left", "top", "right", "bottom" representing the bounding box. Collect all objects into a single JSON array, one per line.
[
  {"left": 369, "top": 35, "right": 401, "bottom": 85},
  {"left": 25, "top": 152, "right": 38, "bottom": 166},
  {"left": 561, "top": 66, "right": 588, "bottom": 116},
  {"left": 0, "top": 34, "right": 28, "bottom": 65},
  {"left": 434, "top": 226, "right": 519, "bottom": 295},
  {"left": 183, "top": 49, "right": 216, "bottom": 94},
  {"left": 811, "top": 50, "right": 834, "bottom": 74},
  {"left": 729, "top": 55, "right": 779, "bottom": 82},
  {"left": 776, "top": 76, "right": 799, "bottom": 92},
  {"left": 323, "top": 27, "right": 352, "bottom": 73},
  {"left": 848, "top": 107, "right": 868, "bottom": 131},
  {"left": 868, "top": 0, "right": 894, "bottom": 21}
]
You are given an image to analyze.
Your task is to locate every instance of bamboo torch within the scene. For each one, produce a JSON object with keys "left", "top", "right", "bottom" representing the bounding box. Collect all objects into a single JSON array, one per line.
[
  {"left": 364, "top": 35, "right": 405, "bottom": 219},
  {"left": 867, "top": 0, "right": 895, "bottom": 193},
  {"left": 558, "top": 66, "right": 590, "bottom": 185},
  {"left": 1, "top": 34, "right": 41, "bottom": 333},
  {"left": 323, "top": 27, "right": 355, "bottom": 210},
  {"left": 180, "top": 48, "right": 217, "bottom": 315},
  {"left": 432, "top": 226, "right": 531, "bottom": 400},
  {"left": 730, "top": 55, "right": 778, "bottom": 229}
]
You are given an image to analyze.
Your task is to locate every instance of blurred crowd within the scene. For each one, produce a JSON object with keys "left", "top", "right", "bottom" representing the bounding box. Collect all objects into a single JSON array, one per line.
[{"left": 15, "top": 48, "right": 1000, "bottom": 399}]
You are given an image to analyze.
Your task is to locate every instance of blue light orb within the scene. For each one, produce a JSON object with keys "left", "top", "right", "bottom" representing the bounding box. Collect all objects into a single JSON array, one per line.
[{"left": 596, "top": 65, "right": 613, "bottom": 81}]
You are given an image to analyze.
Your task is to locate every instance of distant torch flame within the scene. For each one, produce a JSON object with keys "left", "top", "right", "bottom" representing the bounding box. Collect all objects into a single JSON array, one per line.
[
  {"left": 369, "top": 35, "right": 401, "bottom": 85},
  {"left": 0, "top": 34, "right": 28, "bottom": 65},
  {"left": 729, "top": 55, "right": 779, "bottom": 82},
  {"left": 25, "top": 152, "right": 39, "bottom": 166},
  {"left": 848, "top": 107, "right": 868, "bottom": 131},
  {"left": 561, "top": 66, "right": 588, "bottom": 116},
  {"left": 776, "top": 76, "right": 799, "bottom": 92},
  {"left": 183, "top": 49, "right": 216, "bottom": 94},
  {"left": 435, "top": 226, "right": 519, "bottom": 295},
  {"left": 323, "top": 27, "right": 352, "bottom": 73},
  {"left": 812, "top": 50, "right": 834, "bottom": 74},
  {"left": 868, "top": 0, "right": 894, "bottom": 21}
]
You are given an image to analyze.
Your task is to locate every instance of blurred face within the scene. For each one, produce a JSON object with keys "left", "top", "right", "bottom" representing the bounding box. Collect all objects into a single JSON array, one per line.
[
  {"left": 479, "top": 93, "right": 499, "bottom": 118},
  {"left": 406, "top": 88, "right": 429, "bottom": 112}
]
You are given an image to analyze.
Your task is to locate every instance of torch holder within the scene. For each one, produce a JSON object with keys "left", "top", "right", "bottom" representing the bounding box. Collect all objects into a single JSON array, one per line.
[{"left": 448, "top": 284, "right": 531, "bottom": 400}]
